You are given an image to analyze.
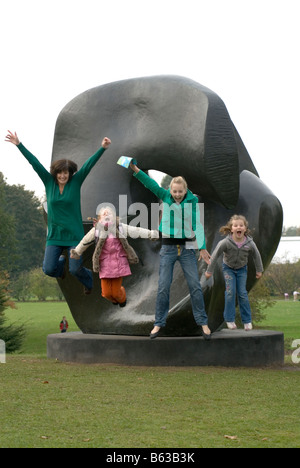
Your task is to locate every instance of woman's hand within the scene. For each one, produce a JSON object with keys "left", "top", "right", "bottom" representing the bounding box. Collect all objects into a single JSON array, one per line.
[
  {"left": 101, "top": 137, "right": 111, "bottom": 149},
  {"left": 5, "top": 130, "right": 20, "bottom": 145},
  {"left": 199, "top": 249, "right": 211, "bottom": 265},
  {"left": 130, "top": 161, "right": 140, "bottom": 173}
]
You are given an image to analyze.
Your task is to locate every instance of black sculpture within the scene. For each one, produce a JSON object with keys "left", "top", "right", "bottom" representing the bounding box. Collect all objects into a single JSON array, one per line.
[{"left": 51, "top": 75, "right": 283, "bottom": 335}]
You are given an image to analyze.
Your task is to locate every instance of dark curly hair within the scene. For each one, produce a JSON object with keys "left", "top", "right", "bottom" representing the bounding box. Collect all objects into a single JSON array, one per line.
[{"left": 50, "top": 159, "right": 78, "bottom": 184}]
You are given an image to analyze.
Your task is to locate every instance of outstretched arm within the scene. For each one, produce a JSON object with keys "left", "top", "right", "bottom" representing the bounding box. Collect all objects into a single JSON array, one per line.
[
  {"left": 70, "top": 227, "right": 96, "bottom": 258},
  {"left": 76, "top": 137, "right": 111, "bottom": 183},
  {"left": 130, "top": 161, "right": 168, "bottom": 200},
  {"left": 5, "top": 130, "right": 51, "bottom": 185}
]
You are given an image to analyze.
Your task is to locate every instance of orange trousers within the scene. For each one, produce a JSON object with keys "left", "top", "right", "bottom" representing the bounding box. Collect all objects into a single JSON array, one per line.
[{"left": 101, "top": 278, "right": 126, "bottom": 304}]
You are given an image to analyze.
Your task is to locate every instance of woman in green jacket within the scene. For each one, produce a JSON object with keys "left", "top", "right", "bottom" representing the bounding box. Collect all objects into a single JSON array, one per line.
[
  {"left": 130, "top": 162, "right": 211, "bottom": 339},
  {"left": 5, "top": 130, "right": 111, "bottom": 294}
]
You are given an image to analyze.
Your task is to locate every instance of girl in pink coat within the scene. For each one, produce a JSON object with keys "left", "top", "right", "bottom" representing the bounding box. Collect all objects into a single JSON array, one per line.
[{"left": 71, "top": 207, "right": 158, "bottom": 307}]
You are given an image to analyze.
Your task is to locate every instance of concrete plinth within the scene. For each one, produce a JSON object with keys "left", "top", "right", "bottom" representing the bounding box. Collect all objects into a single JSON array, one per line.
[{"left": 47, "top": 329, "right": 284, "bottom": 367}]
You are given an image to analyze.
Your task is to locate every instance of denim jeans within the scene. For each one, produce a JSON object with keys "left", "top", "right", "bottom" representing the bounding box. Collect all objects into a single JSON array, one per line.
[
  {"left": 222, "top": 263, "right": 252, "bottom": 324},
  {"left": 43, "top": 245, "right": 93, "bottom": 290},
  {"left": 155, "top": 245, "right": 208, "bottom": 327}
]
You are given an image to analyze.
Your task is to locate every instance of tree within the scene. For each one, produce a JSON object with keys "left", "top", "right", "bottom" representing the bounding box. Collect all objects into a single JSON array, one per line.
[
  {"left": 0, "top": 173, "right": 46, "bottom": 278},
  {"left": 0, "top": 174, "right": 17, "bottom": 271},
  {"left": 160, "top": 174, "right": 172, "bottom": 189},
  {"left": 261, "top": 260, "right": 300, "bottom": 296},
  {"left": 0, "top": 272, "right": 25, "bottom": 353},
  {"left": 28, "top": 268, "right": 64, "bottom": 301}
]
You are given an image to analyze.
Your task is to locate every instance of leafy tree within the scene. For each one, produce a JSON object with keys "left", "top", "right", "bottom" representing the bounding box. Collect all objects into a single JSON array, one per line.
[
  {"left": 262, "top": 260, "right": 300, "bottom": 296},
  {"left": 28, "top": 268, "right": 64, "bottom": 301},
  {"left": 0, "top": 174, "right": 17, "bottom": 271},
  {"left": 11, "top": 271, "right": 32, "bottom": 302},
  {"left": 0, "top": 173, "right": 46, "bottom": 278},
  {"left": 160, "top": 174, "right": 172, "bottom": 189},
  {"left": 0, "top": 272, "right": 25, "bottom": 353}
]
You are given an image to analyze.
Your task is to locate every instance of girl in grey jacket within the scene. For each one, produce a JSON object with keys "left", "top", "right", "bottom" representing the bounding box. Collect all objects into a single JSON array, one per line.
[{"left": 206, "top": 215, "right": 263, "bottom": 330}]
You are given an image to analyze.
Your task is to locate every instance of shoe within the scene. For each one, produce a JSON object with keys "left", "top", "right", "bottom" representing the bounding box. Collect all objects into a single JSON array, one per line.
[
  {"left": 150, "top": 327, "right": 162, "bottom": 339},
  {"left": 226, "top": 322, "right": 237, "bottom": 330},
  {"left": 244, "top": 323, "right": 253, "bottom": 331},
  {"left": 83, "top": 287, "right": 92, "bottom": 295},
  {"left": 201, "top": 325, "right": 212, "bottom": 340},
  {"left": 119, "top": 300, "right": 127, "bottom": 308}
]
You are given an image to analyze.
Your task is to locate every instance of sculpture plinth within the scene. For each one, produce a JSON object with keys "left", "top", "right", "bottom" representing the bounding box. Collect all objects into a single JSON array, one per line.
[{"left": 47, "top": 330, "right": 284, "bottom": 367}]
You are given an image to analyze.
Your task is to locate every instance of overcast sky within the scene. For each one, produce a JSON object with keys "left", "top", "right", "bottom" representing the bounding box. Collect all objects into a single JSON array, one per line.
[{"left": 1, "top": 0, "right": 299, "bottom": 228}]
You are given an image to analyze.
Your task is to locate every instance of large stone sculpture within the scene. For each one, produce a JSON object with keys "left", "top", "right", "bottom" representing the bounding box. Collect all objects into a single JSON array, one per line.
[{"left": 51, "top": 75, "right": 283, "bottom": 336}]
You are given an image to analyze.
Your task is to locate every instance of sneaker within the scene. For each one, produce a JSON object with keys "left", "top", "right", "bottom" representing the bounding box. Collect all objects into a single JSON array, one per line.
[
  {"left": 244, "top": 323, "right": 253, "bottom": 331},
  {"left": 226, "top": 322, "right": 237, "bottom": 330}
]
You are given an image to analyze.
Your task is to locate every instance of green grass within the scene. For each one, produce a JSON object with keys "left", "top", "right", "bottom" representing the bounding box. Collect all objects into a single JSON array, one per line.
[
  {"left": 5, "top": 301, "right": 79, "bottom": 355},
  {"left": 0, "top": 300, "right": 299, "bottom": 448},
  {"left": 258, "top": 300, "right": 300, "bottom": 342}
]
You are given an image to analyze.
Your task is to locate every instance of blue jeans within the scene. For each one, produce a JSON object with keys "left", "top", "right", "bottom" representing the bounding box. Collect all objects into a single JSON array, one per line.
[
  {"left": 43, "top": 245, "right": 93, "bottom": 290},
  {"left": 155, "top": 245, "right": 208, "bottom": 327},
  {"left": 222, "top": 263, "right": 252, "bottom": 324}
]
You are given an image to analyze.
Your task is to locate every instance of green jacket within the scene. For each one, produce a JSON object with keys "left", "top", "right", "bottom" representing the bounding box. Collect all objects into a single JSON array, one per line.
[
  {"left": 17, "top": 143, "right": 106, "bottom": 247},
  {"left": 134, "top": 170, "right": 206, "bottom": 250}
]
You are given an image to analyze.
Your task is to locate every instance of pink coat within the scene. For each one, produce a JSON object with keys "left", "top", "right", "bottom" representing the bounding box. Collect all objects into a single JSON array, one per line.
[{"left": 98, "top": 234, "right": 132, "bottom": 279}]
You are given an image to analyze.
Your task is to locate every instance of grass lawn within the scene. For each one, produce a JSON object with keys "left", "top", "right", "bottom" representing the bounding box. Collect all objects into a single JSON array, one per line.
[
  {"left": 258, "top": 300, "right": 300, "bottom": 345},
  {"left": 5, "top": 301, "right": 80, "bottom": 355},
  {"left": 0, "top": 300, "right": 299, "bottom": 448}
]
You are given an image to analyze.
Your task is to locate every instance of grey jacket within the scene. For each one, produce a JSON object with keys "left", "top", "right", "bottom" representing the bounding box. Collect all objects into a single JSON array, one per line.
[{"left": 207, "top": 235, "right": 264, "bottom": 274}]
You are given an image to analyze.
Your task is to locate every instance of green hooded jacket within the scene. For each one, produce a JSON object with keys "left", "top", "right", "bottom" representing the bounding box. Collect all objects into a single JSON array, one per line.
[
  {"left": 134, "top": 170, "right": 206, "bottom": 250},
  {"left": 17, "top": 143, "right": 106, "bottom": 247}
]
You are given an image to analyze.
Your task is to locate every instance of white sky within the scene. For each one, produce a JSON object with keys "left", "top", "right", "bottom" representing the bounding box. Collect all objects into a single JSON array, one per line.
[{"left": 1, "top": 0, "right": 299, "bottom": 228}]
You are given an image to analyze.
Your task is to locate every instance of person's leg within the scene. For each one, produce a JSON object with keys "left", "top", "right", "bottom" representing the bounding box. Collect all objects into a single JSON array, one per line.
[
  {"left": 179, "top": 248, "right": 208, "bottom": 326},
  {"left": 236, "top": 266, "right": 252, "bottom": 325},
  {"left": 101, "top": 279, "right": 114, "bottom": 302},
  {"left": 67, "top": 247, "right": 93, "bottom": 291},
  {"left": 111, "top": 278, "right": 127, "bottom": 305},
  {"left": 42, "top": 245, "right": 65, "bottom": 278},
  {"left": 222, "top": 263, "right": 237, "bottom": 324},
  {"left": 154, "top": 245, "right": 177, "bottom": 328}
]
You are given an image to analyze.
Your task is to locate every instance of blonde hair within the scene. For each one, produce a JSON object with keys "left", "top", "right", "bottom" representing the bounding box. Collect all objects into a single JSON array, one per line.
[
  {"left": 170, "top": 176, "right": 188, "bottom": 191},
  {"left": 220, "top": 214, "right": 251, "bottom": 236},
  {"left": 96, "top": 205, "right": 116, "bottom": 220}
]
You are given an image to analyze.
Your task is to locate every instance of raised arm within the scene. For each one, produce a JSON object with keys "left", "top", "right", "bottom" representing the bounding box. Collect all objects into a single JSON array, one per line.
[
  {"left": 5, "top": 130, "right": 51, "bottom": 185},
  {"left": 130, "top": 161, "right": 168, "bottom": 200},
  {"left": 76, "top": 137, "right": 111, "bottom": 183}
]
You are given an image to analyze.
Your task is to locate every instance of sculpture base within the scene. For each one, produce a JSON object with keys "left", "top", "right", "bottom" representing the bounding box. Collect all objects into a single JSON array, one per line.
[{"left": 47, "top": 329, "right": 284, "bottom": 367}]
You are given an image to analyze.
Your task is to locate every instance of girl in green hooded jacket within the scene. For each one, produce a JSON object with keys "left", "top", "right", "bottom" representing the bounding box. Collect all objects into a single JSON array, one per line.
[{"left": 130, "top": 162, "right": 211, "bottom": 340}]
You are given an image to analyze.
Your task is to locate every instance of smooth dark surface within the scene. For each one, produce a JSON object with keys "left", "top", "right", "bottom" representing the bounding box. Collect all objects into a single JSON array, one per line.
[
  {"left": 52, "top": 75, "right": 283, "bottom": 335},
  {"left": 47, "top": 330, "right": 285, "bottom": 367}
]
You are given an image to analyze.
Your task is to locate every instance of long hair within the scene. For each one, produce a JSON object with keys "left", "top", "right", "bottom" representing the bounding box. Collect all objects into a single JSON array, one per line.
[
  {"left": 50, "top": 159, "right": 78, "bottom": 183},
  {"left": 220, "top": 214, "right": 251, "bottom": 236}
]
